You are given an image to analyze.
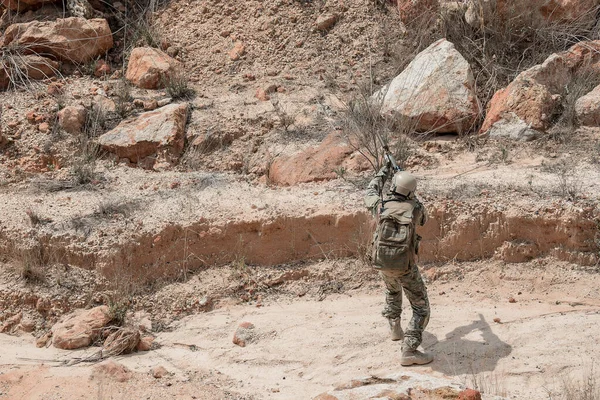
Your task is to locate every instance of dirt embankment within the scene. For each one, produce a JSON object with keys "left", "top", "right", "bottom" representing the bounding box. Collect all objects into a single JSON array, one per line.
[{"left": 1, "top": 193, "right": 597, "bottom": 287}]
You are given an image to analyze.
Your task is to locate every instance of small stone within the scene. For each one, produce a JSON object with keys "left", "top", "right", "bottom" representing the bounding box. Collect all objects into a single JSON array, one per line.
[
  {"left": 36, "top": 331, "right": 52, "bottom": 348},
  {"left": 92, "top": 360, "right": 132, "bottom": 383},
  {"left": 58, "top": 105, "right": 86, "bottom": 134},
  {"left": 26, "top": 111, "right": 37, "bottom": 123},
  {"left": 47, "top": 82, "right": 63, "bottom": 95},
  {"left": 143, "top": 99, "right": 158, "bottom": 111},
  {"left": 493, "top": 317, "right": 501, "bottom": 323},
  {"left": 38, "top": 122, "right": 50, "bottom": 133},
  {"left": 94, "top": 60, "right": 111, "bottom": 77},
  {"left": 166, "top": 46, "right": 179, "bottom": 58},
  {"left": 19, "top": 317, "right": 36, "bottom": 332},
  {"left": 151, "top": 365, "right": 168, "bottom": 379},
  {"left": 136, "top": 335, "right": 154, "bottom": 351},
  {"left": 157, "top": 98, "right": 172, "bottom": 107},
  {"left": 315, "top": 13, "right": 338, "bottom": 31},
  {"left": 255, "top": 88, "right": 270, "bottom": 101},
  {"left": 229, "top": 41, "right": 246, "bottom": 61},
  {"left": 508, "top": 297, "right": 517, "bottom": 303},
  {"left": 233, "top": 321, "right": 256, "bottom": 347}
]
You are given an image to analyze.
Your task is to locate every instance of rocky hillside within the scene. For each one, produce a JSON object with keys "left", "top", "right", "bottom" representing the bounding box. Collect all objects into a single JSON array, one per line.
[{"left": 1, "top": 0, "right": 600, "bottom": 399}]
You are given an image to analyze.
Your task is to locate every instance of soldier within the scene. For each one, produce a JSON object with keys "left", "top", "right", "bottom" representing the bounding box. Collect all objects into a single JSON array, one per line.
[{"left": 364, "top": 163, "right": 432, "bottom": 366}]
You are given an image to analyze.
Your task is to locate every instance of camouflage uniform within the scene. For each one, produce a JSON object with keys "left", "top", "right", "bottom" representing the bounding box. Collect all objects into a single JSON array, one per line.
[{"left": 364, "top": 165, "right": 430, "bottom": 351}]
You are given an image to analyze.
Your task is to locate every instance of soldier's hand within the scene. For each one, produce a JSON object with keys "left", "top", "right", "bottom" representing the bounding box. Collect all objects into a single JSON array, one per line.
[{"left": 377, "top": 163, "right": 390, "bottom": 178}]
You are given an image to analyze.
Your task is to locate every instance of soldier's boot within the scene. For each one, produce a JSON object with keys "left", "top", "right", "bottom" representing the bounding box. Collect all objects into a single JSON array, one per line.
[
  {"left": 388, "top": 318, "right": 404, "bottom": 341},
  {"left": 400, "top": 349, "right": 433, "bottom": 366}
]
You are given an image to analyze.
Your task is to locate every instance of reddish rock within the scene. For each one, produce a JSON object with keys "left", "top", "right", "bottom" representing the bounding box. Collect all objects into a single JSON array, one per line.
[
  {"left": 47, "top": 82, "right": 63, "bottom": 95},
  {"left": 92, "top": 360, "right": 132, "bottom": 383},
  {"left": 0, "top": 312, "right": 22, "bottom": 333},
  {"left": 18, "top": 55, "right": 59, "bottom": 80},
  {"left": 126, "top": 47, "right": 181, "bottom": 89},
  {"left": 268, "top": 133, "right": 355, "bottom": 186},
  {"left": 143, "top": 99, "right": 158, "bottom": 111},
  {"left": 2, "top": 18, "right": 113, "bottom": 63},
  {"left": 0, "top": 64, "right": 9, "bottom": 90},
  {"left": 52, "top": 306, "right": 112, "bottom": 350},
  {"left": 575, "top": 84, "right": 600, "bottom": 126},
  {"left": 233, "top": 321, "right": 256, "bottom": 347},
  {"left": 136, "top": 335, "right": 154, "bottom": 351},
  {"left": 379, "top": 39, "right": 480, "bottom": 134},
  {"left": 482, "top": 40, "right": 600, "bottom": 134},
  {"left": 315, "top": 13, "right": 338, "bottom": 31},
  {"left": 255, "top": 87, "right": 270, "bottom": 101},
  {"left": 94, "top": 60, "right": 111, "bottom": 77},
  {"left": 19, "top": 316, "right": 36, "bottom": 332},
  {"left": 26, "top": 111, "right": 37, "bottom": 123},
  {"left": 58, "top": 105, "right": 86, "bottom": 134},
  {"left": 313, "top": 395, "right": 339, "bottom": 400},
  {"left": 97, "top": 103, "right": 188, "bottom": 165},
  {"left": 151, "top": 365, "right": 168, "bottom": 379},
  {"left": 35, "top": 297, "right": 51, "bottom": 312},
  {"left": 229, "top": 41, "right": 246, "bottom": 61},
  {"left": 458, "top": 388, "right": 482, "bottom": 400},
  {"left": 38, "top": 122, "right": 50, "bottom": 133}
]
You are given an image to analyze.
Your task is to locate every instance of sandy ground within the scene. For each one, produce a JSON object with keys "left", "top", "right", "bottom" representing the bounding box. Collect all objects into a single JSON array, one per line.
[{"left": 1, "top": 259, "right": 599, "bottom": 399}]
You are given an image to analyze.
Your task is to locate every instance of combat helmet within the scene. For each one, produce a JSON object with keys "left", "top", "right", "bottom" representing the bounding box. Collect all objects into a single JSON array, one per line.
[{"left": 390, "top": 171, "right": 417, "bottom": 197}]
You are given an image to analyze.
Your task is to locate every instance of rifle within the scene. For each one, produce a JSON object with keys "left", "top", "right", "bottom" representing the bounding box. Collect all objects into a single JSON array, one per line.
[{"left": 375, "top": 131, "right": 402, "bottom": 172}]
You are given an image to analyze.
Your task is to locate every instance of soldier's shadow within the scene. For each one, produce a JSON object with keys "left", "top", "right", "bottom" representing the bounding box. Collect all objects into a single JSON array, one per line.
[{"left": 422, "top": 314, "right": 512, "bottom": 376}]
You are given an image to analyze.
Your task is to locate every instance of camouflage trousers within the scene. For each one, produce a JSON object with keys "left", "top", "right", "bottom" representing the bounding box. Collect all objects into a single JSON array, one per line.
[{"left": 380, "top": 264, "right": 430, "bottom": 351}]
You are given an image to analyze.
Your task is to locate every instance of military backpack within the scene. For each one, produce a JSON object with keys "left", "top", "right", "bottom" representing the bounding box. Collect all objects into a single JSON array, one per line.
[{"left": 371, "top": 199, "right": 419, "bottom": 270}]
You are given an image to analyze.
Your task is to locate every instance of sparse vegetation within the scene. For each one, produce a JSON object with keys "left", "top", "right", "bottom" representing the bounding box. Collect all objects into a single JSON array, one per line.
[
  {"left": 10, "top": 238, "right": 54, "bottom": 283},
  {"left": 96, "top": 198, "right": 138, "bottom": 218},
  {"left": 340, "top": 83, "right": 414, "bottom": 172},
  {"left": 271, "top": 98, "right": 296, "bottom": 133},
  {"left": 163, "top": 70, "right": 195, "bottom": 100},
  {"left": 543, "top": 158, "right": 582, "bottom": 200},
  {"left": 114, "top": 79, "right": 134, "bottom": 118}
]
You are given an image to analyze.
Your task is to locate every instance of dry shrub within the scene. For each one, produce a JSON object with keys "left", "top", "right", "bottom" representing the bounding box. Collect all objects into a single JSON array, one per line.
[
  {"left": 554, "top": 365, "right": 600, "bottom": 400},
  {"left": 10, "top": 238, "right": 55, "bottom": 283},
  {"left": 163, "top": 70, "right": 195, "bottom": 100},
  {"left": 0, "top": 45, "right": 61, "bottom": 91},
  {"left": 102, "top": 327, "right": 140, "bottom": 356},
  {"left": 339, "top": 82, "right": 415, "bottom": 173},
  {"left": 547, "top": 65, "right": 600, "bottom": 143}
]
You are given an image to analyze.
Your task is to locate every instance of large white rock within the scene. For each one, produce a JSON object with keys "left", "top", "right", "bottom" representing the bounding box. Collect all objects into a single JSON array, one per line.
[
  {"left": 98, "top": 103, "right": 188, "bottom": 166},
  {"left": 379, "top": 39, "right": 480, "bottom": 134}
]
